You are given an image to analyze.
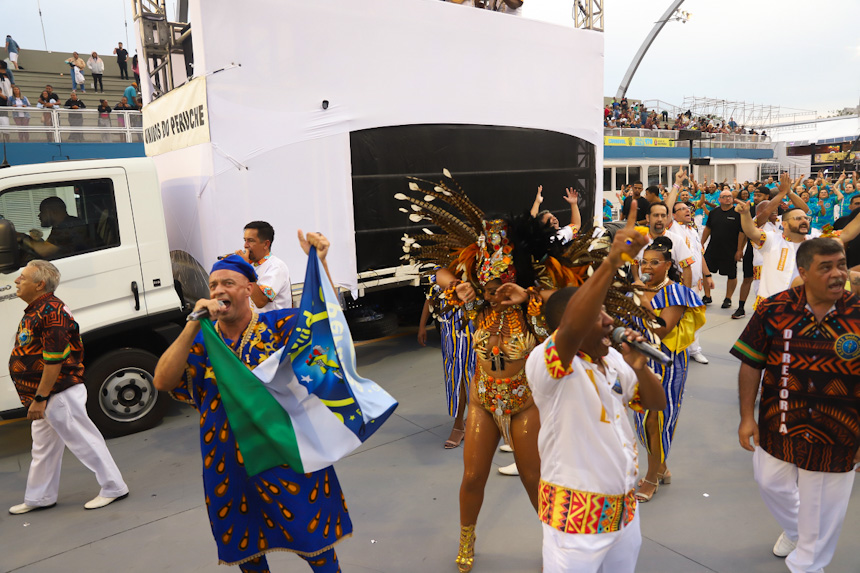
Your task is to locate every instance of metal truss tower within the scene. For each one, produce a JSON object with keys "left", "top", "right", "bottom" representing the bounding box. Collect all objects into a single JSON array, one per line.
[
  {"left": 573, "top": 0, "right": 604, "bottom": 32},
  {"left": 133, "top": 0, "right": 190, "bottom": 98}
]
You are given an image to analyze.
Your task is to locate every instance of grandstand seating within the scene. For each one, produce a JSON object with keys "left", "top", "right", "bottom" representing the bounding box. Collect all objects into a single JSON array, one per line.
[{"left": 6, "top": 48, "right": 139, "bottom": 110}]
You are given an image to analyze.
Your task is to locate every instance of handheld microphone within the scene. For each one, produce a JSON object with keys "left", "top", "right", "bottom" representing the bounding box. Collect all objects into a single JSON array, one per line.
[
  {"left": 611, "top": 327, "right": 671, "bottom": 365},
  {"left": 639, "top": 273, "right": 652, "bottom": 283},
  {"left": 186, "top": 301, "right": 226, "bottom": 322}
]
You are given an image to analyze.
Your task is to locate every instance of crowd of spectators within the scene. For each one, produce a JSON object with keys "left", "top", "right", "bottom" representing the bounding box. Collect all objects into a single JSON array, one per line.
[
  {"left": 0, "top": 35, "right": 143, "bottom": 142},
  {"left": 610, "top": 171, "right": 859, "bottom": 231},
  {"left": 604, "top": 97, "right": 767, "bottom": 136}
]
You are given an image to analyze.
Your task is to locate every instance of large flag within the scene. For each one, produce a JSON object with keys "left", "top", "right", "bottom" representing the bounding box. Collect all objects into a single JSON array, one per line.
[{"left": 200, "top": 248, "right": 398, "bottom": 476}]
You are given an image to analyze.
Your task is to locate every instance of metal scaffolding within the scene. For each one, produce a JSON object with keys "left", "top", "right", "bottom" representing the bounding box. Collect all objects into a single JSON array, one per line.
[
  {"left": 573, "top": 0, "right": 604, "bottom": 32},
  {"left": 133, "top": 0, "right": 190, "bottom": 99},
  {"left": 680, "top": 96, "right": 816, "bottom": 130}
]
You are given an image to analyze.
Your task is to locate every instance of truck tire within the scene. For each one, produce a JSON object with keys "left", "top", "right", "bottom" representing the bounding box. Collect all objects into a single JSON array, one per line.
[
  {"left": 171, "top": 250, "right": 210, "bottom": 309},
  {"left": 85, "top": 349, "right": 168, "bottom": 438},
  {"left": 348, "top": 312, "right": 398, "bottom": 341}
]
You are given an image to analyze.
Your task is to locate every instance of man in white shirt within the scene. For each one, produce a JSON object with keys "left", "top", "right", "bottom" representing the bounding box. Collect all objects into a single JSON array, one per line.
[
  {"left": 234, "top": 221, "right": 292, "bottom": 311},
  {"left": 668, "top": 200, "right": 713, "bottom": 363},
  {"left": 749, "top": 200, "right": 783, "bottom": 308},
  {"left": 525, "top": 214, "right": 665, "bottom": 572},
  {"left": 633, "top": 202, "right": 694, "bottom": 288},
  {"left": 737, "top": 175, "right": 860, "bottom": 308}
]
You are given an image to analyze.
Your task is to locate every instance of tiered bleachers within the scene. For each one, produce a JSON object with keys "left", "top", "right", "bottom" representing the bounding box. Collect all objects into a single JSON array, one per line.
[
  {"left": 4, "top": 48, "right": 142, "bottom": 144},
  {"left": 7, "top": 48, "right": 138, "bottom": 111}
]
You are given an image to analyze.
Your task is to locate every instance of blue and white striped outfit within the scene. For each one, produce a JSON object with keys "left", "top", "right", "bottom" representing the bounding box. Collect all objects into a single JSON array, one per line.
[
  {"left": 428, "top": 279, "right": 476, "bottom": 417},
  {"left": 633, "top": 283, "right": 705, "bottom": 462}
]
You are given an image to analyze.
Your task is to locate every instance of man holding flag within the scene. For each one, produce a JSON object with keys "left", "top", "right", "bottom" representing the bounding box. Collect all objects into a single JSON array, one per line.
[{"left": 154, "top": 231, "right": 396, "bottom": 573}]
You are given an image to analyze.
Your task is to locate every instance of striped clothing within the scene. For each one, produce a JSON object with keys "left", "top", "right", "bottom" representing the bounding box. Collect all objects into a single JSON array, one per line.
[
  {"left": 432, "top": 285, "right": 476, "bottom": 416},
  {"left": 633, "top": 284, "right": 705, "bottom": 462}
]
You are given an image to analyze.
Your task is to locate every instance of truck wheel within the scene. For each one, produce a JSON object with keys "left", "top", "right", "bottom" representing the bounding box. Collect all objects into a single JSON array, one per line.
[
  {"left": 85, "top": 349, "right": 167, "bottom": 438},
  {"left": 348, "top": 312, "right": 399, "bottom": 341}
]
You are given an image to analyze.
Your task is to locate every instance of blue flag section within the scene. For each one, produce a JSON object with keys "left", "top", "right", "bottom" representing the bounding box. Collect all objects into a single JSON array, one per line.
[{"left": 285, "top": 248, "right": 398, "bottom": 442}]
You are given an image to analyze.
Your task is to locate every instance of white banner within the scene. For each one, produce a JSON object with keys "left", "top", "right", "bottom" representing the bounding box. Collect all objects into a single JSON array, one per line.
[{"left": 143, "top": 77, "right": 210, "bottom": 156}]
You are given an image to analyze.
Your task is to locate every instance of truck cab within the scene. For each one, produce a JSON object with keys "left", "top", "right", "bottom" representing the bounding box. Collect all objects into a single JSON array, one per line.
[{"left": 0, "top": 158, "right": 186, "bottom": 436}]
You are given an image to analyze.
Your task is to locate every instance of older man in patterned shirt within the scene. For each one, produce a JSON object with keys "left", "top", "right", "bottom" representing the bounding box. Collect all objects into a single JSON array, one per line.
[
  {"left": 732, "top": 238, "right": 860, "bottom": 572},
  {"left": 8, "top": 260, "right": 128, "bottom": 515}
]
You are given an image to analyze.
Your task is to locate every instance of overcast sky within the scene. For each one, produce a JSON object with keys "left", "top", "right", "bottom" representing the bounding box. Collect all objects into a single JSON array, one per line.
[{"left": 7, "top": 0, "right": 860, "bottom": 115}]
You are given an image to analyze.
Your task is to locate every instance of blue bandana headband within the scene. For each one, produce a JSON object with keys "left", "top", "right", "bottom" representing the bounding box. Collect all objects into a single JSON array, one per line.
[{"left": 211, "top": 254, "right": 257, "bottom": 283}]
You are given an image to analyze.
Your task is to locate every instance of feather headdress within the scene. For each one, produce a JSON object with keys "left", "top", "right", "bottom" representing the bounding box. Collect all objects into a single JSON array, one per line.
[{"left": 397, "top": 170, "right": 662, "bottom": 335}]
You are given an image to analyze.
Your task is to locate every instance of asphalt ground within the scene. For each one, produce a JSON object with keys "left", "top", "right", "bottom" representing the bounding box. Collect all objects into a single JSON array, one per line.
[{"left": 1, "top": 280, "right": 858, "bottom": 572}]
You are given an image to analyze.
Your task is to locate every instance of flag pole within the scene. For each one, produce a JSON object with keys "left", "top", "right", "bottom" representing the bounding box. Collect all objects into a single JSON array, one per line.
[{"left": 36, "top": 0, "right": 50, "bottom": 52}]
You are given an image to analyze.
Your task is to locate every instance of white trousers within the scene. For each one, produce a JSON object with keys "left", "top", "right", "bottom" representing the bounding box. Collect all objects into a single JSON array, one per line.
[
  {"left": 753, "top": 447, "right": 855, "bottom": 573},
  {"left": 541, "top": 512, "right": 641, "bottom": 573},
  {"left": 24, "top": 384, "right": 128, "bottom": 506},
  {"left": 688, "top": 331, "right": 703, "bottom": 356}
]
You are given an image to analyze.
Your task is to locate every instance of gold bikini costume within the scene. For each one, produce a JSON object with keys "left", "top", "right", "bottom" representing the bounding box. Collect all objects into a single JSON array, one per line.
[{"left": 473, "top": 307, "right": 537, "bottom": 446}]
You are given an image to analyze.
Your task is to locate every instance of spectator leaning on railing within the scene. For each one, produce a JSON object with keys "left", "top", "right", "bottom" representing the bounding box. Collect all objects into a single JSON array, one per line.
[
  {"left": 8, "top": 86, "right": 31, "bottom": 142},
  {"left": 97, "top": 100, "right": 112, "bottom": 142},
  {"left": 113, "top": 96, "right": 135, "bottom": 128},
  {"left": 37, "top": 90, "right": 57, "bottom": 141},
  {"left": 64, "top": 92, "right": 86, "bottom": 143}
]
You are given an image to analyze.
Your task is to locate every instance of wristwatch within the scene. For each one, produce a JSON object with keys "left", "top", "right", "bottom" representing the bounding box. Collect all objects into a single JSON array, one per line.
[{"left": 33, "top": 394, "right": 49, "bottom": 403}]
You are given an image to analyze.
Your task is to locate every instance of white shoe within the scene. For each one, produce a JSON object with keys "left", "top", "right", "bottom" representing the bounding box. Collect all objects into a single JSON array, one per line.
[
  {"left": 499, "top": 444, "right": 513, "bottom": 453},
  {"left": 690, "top": 352, "right": 709, "bottom": 364},
  {"left": 9, "top": 502, "right": 56, "bottom": 515},
  {"left": 772, "top": 531, "right": 797, "bottom": 558},
  {"left": 498, "top": 462, "right": 519, "bottom": 476},
  {"left": 84, "top": 492, "right": 128, "bottom": 510}
]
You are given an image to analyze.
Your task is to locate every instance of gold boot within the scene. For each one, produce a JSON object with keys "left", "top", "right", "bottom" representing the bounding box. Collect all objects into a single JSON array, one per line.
[{"left": 456, "top": 524, "right": 476, "bottom": 572}]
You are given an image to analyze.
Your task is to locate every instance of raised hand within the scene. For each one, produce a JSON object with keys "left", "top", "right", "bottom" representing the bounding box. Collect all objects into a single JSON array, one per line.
[
  {"left": 495, "top": 282, "right": 529, "bottom": 307},
  {"left": 454, "top": 282, "right": 476, "bottom": 303},
  {"left": 778, "top": 172, "right": 792, "bottom": 195},
  {"left": 297, "top": 229, "right": 331, "bottom": 261},
  {"left": 609, "top": 207, "right": 648, "bottom": 268},
  {"left": 563, "top": 187, "right": 578, "bottom": 205}
]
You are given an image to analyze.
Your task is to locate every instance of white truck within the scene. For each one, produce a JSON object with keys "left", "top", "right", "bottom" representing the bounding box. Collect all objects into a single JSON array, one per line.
[{"left": 0, "top": 158, "right": 193, "bottom": 436}]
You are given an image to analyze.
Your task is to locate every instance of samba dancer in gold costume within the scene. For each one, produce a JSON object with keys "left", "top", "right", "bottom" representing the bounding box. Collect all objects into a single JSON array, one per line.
[{"left": 397, "top": 172, "right": 591, "bottom": 572}]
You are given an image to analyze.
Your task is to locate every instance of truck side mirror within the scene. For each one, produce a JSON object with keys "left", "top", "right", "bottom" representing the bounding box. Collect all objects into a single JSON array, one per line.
[{"left": 0, "top": 219, "right": 20, "bottom": 273}]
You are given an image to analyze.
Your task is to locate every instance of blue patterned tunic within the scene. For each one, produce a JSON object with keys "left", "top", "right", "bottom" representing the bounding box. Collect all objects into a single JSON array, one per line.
[{"left": 172, "top": 310, "right": 353, "bottom": 565}]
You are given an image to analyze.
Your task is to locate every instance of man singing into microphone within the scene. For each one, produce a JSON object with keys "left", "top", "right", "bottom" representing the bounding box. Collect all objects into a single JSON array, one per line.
[
  {"left": 523, "top": 213, "right": 666, "bottom": 572},
  {"left": 154, "top": 232, "right": 351, "bottom": 572}
]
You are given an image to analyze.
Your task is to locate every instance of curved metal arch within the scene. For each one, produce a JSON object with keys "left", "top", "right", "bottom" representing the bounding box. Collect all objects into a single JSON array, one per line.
[{"left": 615, "top": 0, "right": 686, "bottom": 100}]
